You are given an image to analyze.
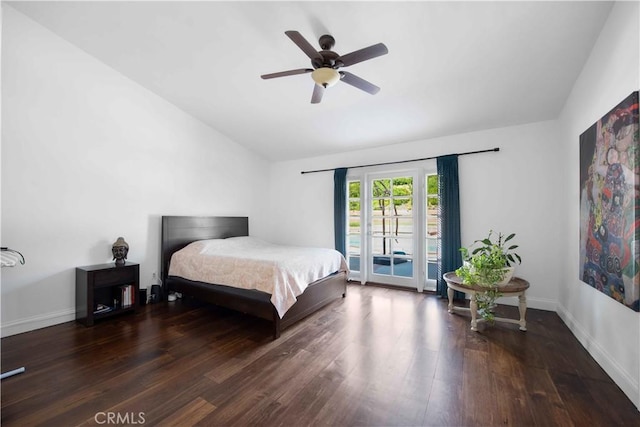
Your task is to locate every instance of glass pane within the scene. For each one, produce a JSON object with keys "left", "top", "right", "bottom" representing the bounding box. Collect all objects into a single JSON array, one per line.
[
  {"left": 373, "top": 263, "right": 391, "bottom": 276},
  {"left": 373, "top": 252, "right": 413, "bottom": 278},
  {"left": 392, "top": 258, "right": 413, "bottom": 278},
  {"left": 349, "top": 200, "right": 361, "bottom": 211},
  {"left": 426, "top": 175, "right": 438, "bottom": 195},
  {"left": 348, "top": 235, "right": 361, "bottom": 252},
  {"left": 349, "top": 217, "right": 361, "bottom": 234},
  {"left": 372, "top": 179, "right": 391, "bottom": 197},
  {"left": 371, "top": 237, "right": 391, "bottom": 255},
  {"left": 371, "top": 199, "right": 393, "bottom": 216},
  {"left": 372, "top": 218, "right": 392, "bottom": 236},
  {"left": 427, "top": 195, "right": 438, "bottom": 211},
  {"left": 349, "top": 181, "right": 360, "bottom": 198},
  {"left": 427, "top": 216, "right": 438, "bottom": 237},
  {"left": 394, "top": 217, "right": 413, "bottom": 237},
  {"left": 392, "top": 238, "right": 413, "bottom": 256},
  {"left": 427, "top": 261, "right": 438, "bottom": 280},
  {"left": 427, "top": 238, "right": 438, "bottom": 261},
  {"left": 392, "top": 177, "right": 413, "bottom": 196},
  {"left": 348, "top": 255, "right": 360, "bottom": 272},
  {"left": 393, "top": 198, "right": 413, "bottom": 215}
]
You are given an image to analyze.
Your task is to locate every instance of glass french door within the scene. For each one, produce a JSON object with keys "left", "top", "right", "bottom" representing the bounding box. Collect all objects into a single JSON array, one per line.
[
  {"left": 368, "top": 172, "right": 421, "bottom": 288},
  {"left": 346, "top": 166, "right": 436, "bottom": 292}
]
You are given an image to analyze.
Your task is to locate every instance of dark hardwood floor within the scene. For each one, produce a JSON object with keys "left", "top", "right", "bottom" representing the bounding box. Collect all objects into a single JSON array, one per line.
[{"left": 1, "top": 284, "right": 638, "bottom": 426}]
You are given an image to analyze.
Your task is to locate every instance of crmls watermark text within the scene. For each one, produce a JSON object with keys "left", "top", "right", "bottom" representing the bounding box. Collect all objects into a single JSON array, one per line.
[{"left": 94, "top": 412, "right": 146, "bottom": 425}]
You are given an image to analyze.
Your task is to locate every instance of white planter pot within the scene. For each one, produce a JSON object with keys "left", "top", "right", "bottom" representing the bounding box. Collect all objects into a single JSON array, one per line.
[
  {"left": 496, "top": 266, "right": 515, "bottom": 287},
  {"left": 461, "top": 262, "right": 515, "bottom": 287}
]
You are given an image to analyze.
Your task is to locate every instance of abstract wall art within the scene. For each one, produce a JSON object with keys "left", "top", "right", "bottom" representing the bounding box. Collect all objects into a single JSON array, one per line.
[{"left": 579, "top": 91, "right": 639, "bottom": 312}]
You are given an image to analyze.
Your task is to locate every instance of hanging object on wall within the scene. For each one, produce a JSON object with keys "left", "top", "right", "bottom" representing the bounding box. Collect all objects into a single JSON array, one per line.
[
  {"left": 1, "top": 247, "right": 26, "bottom": 379},
  {"left": 578, "top": 90, "right": 639, "bottom": 312},
  {"left": 1, "top": 247, "right": 25, "bottom": 267},
  {"left": 111, "top": 237, "right": 129, "bottom": 266}
]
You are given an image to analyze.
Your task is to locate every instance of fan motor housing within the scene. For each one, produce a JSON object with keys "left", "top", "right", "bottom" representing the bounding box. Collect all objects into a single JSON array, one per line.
[
  {"left": 319, "top": 34, "right": 335, "bottom": 50},
  {"left": 311, "top": 34, "right": 341, "bottom": 69},
  {"left": 314, "top": 50, "right": 340, "bottom": 69}
]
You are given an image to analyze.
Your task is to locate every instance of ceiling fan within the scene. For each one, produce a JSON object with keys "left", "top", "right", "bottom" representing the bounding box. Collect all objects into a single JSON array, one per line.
[{"left": 261, "top": 31, "right": 388, "bottom": 104}]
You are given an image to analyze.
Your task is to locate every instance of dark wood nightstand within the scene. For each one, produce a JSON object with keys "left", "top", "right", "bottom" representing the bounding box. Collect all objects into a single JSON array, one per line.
[{"left": 75, "top": 262, "right": 140, "bottom": 326}]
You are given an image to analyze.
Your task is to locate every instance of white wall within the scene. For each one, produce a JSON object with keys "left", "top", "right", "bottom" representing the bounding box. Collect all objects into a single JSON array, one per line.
[
  {"left": 0, "top": 6, "right": 270, "bottom": 336},
  {"left": 268, "top": 120, "right": 564, "bottom": 312},
  {"left": 557, "top": 1, "right": 640, "bottom": 409}
]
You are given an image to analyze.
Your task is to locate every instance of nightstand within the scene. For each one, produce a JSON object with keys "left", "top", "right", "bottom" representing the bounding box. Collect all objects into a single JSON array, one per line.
[{"left": 75, "top": 262, "right": 140, "bottom": 326}]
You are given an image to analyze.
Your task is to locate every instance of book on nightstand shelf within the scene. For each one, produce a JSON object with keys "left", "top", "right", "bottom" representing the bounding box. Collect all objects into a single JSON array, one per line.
[
  {"left": 118, "top": 284, "right": 135, "bottom": 308},
  {"left": 93, "top": 304, "right": 113, "bottom": 315}
]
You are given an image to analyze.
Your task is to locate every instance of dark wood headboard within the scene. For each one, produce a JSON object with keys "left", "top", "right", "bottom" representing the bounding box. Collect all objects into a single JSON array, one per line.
[{"left": 160, "top": 216, "right": 249, "bottom": 285}]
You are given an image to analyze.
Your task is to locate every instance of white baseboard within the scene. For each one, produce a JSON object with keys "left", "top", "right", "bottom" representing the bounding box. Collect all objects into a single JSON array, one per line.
[
  {"left": 1, "top": 308, "right": 75, "bottom": 338},
  {"left": 556, "top": 303, "right": 639, "bottom": 410},
  {"left": 497, "top": 294, "right": 556, "bottom": 312}
]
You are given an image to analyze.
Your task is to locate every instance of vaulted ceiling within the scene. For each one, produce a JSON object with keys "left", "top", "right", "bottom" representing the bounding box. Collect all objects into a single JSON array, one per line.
[{"left": 8, "top": 1, "right": 613, "bottom": 161}]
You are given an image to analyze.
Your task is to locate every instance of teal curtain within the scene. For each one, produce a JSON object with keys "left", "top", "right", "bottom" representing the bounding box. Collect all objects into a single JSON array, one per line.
[
  {"left": 334, "top": 168, "right": 348, "bottom": 256},
  {"left": 436, "top": 155, "right": 463, "bottom": 298}
]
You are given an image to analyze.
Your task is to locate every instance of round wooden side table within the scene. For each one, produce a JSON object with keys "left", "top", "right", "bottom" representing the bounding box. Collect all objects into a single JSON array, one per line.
[{"left": 443, "top": 271, "right": 530, "bottom": 331}]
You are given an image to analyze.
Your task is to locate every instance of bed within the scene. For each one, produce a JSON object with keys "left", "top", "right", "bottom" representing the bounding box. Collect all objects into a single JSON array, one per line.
[{"left": 161, "top": 216, "right": 348, "bottom": 339}]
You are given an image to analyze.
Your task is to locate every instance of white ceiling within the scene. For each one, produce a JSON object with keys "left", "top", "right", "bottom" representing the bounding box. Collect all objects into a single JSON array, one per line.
[{"left": 8, "top": 1, "right": 613, "bottom": 161}]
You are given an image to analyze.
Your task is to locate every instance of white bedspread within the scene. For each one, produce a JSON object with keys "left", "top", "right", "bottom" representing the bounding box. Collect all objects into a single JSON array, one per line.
[{"left": 168, "top": 236, "right": 348, "bottom": 318}]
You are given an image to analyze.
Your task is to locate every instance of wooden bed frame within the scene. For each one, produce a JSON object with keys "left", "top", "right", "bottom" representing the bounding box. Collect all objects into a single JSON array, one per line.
[{"left": 160, "top": 216, "right": 347, "bottom": 339}]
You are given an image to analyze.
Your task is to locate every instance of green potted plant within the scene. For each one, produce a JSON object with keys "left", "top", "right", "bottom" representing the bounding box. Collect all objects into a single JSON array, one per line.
[{"left": 455, "top": 230, "right": 522, "bottom": 322}]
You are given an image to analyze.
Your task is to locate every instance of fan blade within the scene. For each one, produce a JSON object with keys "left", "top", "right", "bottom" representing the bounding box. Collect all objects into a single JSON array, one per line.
[
  {"left": 337, "top": 43, "right": 388, "bottom": 67},
  {"left": 339, "top": 71, "right": 380, "bottom": 95},
  {"left": 261, "top": 68, "right": 313, "bottom": 79},
  {"left": 285, "top": 31, "right": 323, "bottom": 62},
  {"left": 311, "top": 84, "right": 324, "bottom": 104}
]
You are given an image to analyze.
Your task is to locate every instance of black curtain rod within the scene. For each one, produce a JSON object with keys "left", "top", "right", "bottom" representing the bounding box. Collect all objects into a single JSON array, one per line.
[{"left": 300, "top": 147, "right": 500, "bottom": 174}]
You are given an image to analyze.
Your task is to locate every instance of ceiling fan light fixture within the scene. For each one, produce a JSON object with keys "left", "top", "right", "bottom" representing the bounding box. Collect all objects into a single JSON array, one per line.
[
  {"left": 311, "top": 67, "right": 340, "bottom": 88},
  {"left": 262, "top": 31, "right": 388, "bottom": 103}
]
